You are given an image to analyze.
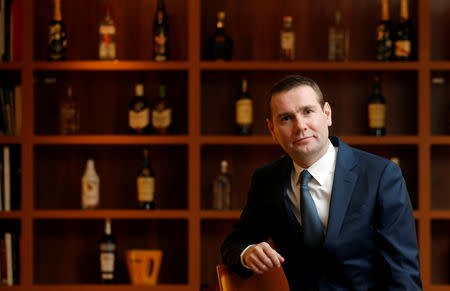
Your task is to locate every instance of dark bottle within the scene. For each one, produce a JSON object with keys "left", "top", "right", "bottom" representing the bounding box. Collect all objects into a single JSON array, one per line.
[
  {"left": 235, "top": 76, "right": 253, "bottom": 135},
  {"left": 99, "top": 219, "right": 117, "bottom": 284},
  {"left": 394, "top": 0, "right": 412, "bottom": 61},
  {"left": 368, "top": 75, "right": 386, "bottom": 136},
  {"left": 48, "top": 0, "right": 67, "bottom": 61},
  {"left": 208, "top": 11, "right": 233, "bottom": 61},
  {"left": 128, "top": 84, "right": 150, "bottom": 134},
  {"left": 376, "top": 0, "right": 394, "bottom": 61},
  {"left": 153, "top": 0, "right": 168, "bottom": 62},
  {"left": 151, "top": 84, "right": 172, "bottom": 134},
  {"left": 137, "top": 148, "right": 156, "bottom": 210}
]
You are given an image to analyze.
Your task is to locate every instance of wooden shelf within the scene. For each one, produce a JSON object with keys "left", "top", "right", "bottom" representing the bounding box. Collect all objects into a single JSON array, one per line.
[
  {"left": 32, "top": 61, "right": 190, "bottom": 71},
  {"left": 430, "top": 136, "right": 450, "bottom": 145},
  {"left": 31, "top": 285, "right": 191, "bottom": 291},
  {"left": 32, "top": 135, "right": 190, "bottom": 145},
  {"left": 0, "top": 62, "right": 21, "bottom": 70},
  {"left": 200, "top": 210, "right": 242, "bottom": 219},
  {"left": 431, "top": 211, "right": 450, "bottom": 220},
  {"left": 32, "top": 210, "right": 190, "bottom": 219},
  {"left": 0, "top": 211, "right": 22, "bottom": 219}
]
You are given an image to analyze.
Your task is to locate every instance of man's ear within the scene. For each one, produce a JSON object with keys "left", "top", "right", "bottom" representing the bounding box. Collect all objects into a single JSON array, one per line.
[
  {"left": 323, "top": 102, "right": 332, "bottom": 127},
  {"left": 266, "top": 118, "right": 277, "bottom": 141}
]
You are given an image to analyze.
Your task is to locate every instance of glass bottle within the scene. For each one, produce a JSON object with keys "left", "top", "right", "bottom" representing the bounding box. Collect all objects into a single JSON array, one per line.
[
  {"left": 376, "top": 0, "right": 394, "bottom": 61},
  {"left": 59, "top": 86, "right": 79, "bottom": 135},
  {"left": 208, "top": 11, "right": 233, "bottom": 61},
  {"left": 280, "top": 16, "right": 295, "bottom": 61},
  {"left": 153, "top": 0, "right": 168, "bottom": 62},
  {"left": 368, "top": 75, "right": 386, "bottom": 136},
  {"left": 99, "top": 218, "right": 117, "bottom": 283},
  {"left": 128, "top": 84, "right": 150, "bottom": 134},
  {"left": 137, "top": 148, "right": 156, "bottom": 210},
  {"left": 81, "top": 158, "right": 100, "bottom": 209},
  {"left": 212, "top": 160, "right": 231, "bottom": 210},
  {"left": 328, "top": 9, "right": 349, "bottom": 61},
  {"left": 48, "top": 0, "right": 67, "bottom": 61},
  {"left": 235, "top": 76, "right": 253, "bottom": 135},
  {"left": 394, "top": 0, "right": 412, "bottom": 61},
  {"left": 99, "top": 3, "right": 116, "bottom": 60},
  {"left": 151, "top": 84, "right": 172, "bottom": 134}
]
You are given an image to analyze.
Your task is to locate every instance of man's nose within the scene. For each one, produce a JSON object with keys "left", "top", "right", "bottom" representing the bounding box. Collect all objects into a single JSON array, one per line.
[{"left": 294, "top": 116, "right": 307, "bottom": 131}]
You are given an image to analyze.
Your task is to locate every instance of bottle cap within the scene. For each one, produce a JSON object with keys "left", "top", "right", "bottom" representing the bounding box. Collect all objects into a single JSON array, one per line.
[
  {"left": 135, "top": 84, "right": 144, "bottom": 96},
  {"left": 220, "top": 160, "right": 228, "bottom": 173},
  {"left": 217, "top": 11, "right": 226, "bottom": 20},
  {"left": 283, "top": 16, "right": 293, "bottom": 23}
]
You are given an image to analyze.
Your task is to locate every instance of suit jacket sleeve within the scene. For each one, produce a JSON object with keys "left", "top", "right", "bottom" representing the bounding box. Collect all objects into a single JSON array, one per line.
[{"left": 375, "top": 161, "right": 422, "bottom": 290}]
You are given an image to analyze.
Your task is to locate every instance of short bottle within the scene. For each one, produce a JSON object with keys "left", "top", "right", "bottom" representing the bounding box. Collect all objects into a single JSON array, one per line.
[
  {"left": 129, "top": 84, "right": 150, "bottom": 134},
  {"left": 99, "top": 3, "right": 116, "bottom": 60},
  {"left": 208, "top": 11, "right": 233, "bottom": 61},
  {"left": 280, "top": 16, "right": 296, "bottom": 61},
  {"left": 212, "top": 160, "right": 231, "bottom": 210},
  {"left": 394, "top": 0, "right": 412, "bottom": 61},
  {"left": 137, "top": 148, "right": 156, "bottom": 210},
  {"left": 376, "top": 0, "right": 394, "bottom": 61},
  {"left": 235, "top": 76, "right": 253, "bottom": 135},
  {"left": 48, "top": 0, "right": 67, "bottom": 61},
  {"left": 328, "top": 9, "right": 349, "bottom": 61},
  {"left": 59, "top": 86, "right": 79, "bottom": 134},
  {"left": 153, "top": 0, "right": 169, "bottom": 61},
  {"left": 368, "top": 75, "right": 386, "bottom": 136},
  {"left": 81, "top": 158, "right": 100, "bottom": 209},
  {"left": 151, "top": 84, "right": 172, "bottom": 134},
  {"left": 99, "top": 218, "right": 117, "bottom": 283}
]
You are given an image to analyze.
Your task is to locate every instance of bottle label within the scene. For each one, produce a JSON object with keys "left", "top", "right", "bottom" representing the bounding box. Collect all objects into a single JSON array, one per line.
[
  {"left": 368, "top": 104, "right": 386, "bottom": 128},
  {"left": 48, "top": 22, "right": 67, "bottom": 60},
  {"left": 99, "top": 25, "right": 116, "bottom": 35},
  {"left": 395, "top": 40, "right": 411, "bottom": 57},
  {"left": 99, "top": 24, "right": 116, "bottom": 59},
  {"left": 152, "top": 108, "right": 172, "bottom": 128},
  {"left": 281, "top": 32, "right": 295, "bottom": 50},
  {"left": 99, "top": 242, "right": 117, "bottom": 252},
  {"left": 137, "top": 176, "right": 155, "bottom": 202},
  {"left": 100, "top": 252, "right": 115, "bottom": 273},
  {"left": 236, "top": 99, "right": 253, "bottom": 125},
  {"left": 154, "top": 31, "right": 168, "bottom": 61},
  {"left": 82, "top": 178, "right": 99, "bottom": 208},
  {"left": 129, "top": 109, "right": 150, "bottom": 129}
]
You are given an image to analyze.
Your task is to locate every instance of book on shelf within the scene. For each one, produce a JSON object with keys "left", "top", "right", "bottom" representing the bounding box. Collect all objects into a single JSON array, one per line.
[
  {"left": 0, "top": 231, "right": 19, "bottom": 285},
  {"left": 0, "top": 85, "right": 21, "bottom": 136},
  {"left": 0, "top": 0, "right": 19, "bottom": 62},
  {"left": 0, "top": 145, "right": 20, "bottom": 211}
]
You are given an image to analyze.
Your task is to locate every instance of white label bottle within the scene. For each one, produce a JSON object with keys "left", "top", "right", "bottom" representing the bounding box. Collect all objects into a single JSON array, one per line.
[{"left": 82, "top": 158, "right": 100, "bottom": 209}]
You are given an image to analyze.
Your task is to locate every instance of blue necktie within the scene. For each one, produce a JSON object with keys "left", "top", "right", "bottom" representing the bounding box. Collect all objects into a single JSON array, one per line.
[{"left": 300, "top": 170, "right": 324, "bottom": 248}]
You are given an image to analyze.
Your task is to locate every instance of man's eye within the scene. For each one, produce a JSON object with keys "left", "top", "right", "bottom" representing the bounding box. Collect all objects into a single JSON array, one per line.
[
  {"left": 281, "top": 116, "right": 291, "bottom": 121},
  {"left": 305, "top": 109, "right": 313, "bottom": 114}
]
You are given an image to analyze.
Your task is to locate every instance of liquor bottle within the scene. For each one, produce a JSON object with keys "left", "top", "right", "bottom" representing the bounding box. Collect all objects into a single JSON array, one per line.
[
  {"left": 376, "top": 0, "right": 394, "bottom": 61},
  {"left": 328, "top": 9, "right": 350, "bottom": 61},
  {"left": 394, "top": 0, "right": 412, "bottom": 61},
  {"left": 280, "top": 16, "right": 295, "bottom": 61},
  {"left": 48, "top": 0, "right": 67, "bottom": 61},
  {"left": 212, "top": 160, "right": 231, "bottom": 210},
  {"left": 235, "top": 76, "right": 253, "bottom": 135},
  {"left": 153, "top": 0, "right": 169, "bottom": 62},
  {"left": 81, "top": 158, "right": 100, "bottom": 209},
  {"left": 208, "top": 11, "right": 233, "bottom": 61},
  {"left": 99, "top": 218, "right": 117, "bottom": 283},
  {"left": 98, "top": 3, "right": 116, "bottom": 60},
  {"left": 151, "top": 84, "right": 172, "bottom": 134},
  {"left": 368, "top": 75, "right": 386, "bottom": 136},
  {"left": 128, "top": 84, "right": 150, "bottom": 134},
  {"left": 137, "top": 148, "right": 156, "bottom": 210},
  {"left": 59, "top": 86, "right": 79, "bottom": 134}
]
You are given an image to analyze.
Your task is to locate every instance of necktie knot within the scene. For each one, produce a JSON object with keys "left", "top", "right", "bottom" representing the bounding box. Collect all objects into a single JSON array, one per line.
[{"left": 300, "top": 170, "right": 312, "bottom": 186}]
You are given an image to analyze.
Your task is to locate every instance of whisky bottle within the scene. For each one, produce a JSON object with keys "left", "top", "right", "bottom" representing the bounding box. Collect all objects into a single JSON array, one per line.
[
  {"left": 235, "top": 76, "right": 253, "bottom": 135},
  {"left": 208, "top": 11, "right": 233, "bottom": 61},
  {"left": 99, "top": 218, "right": 117, "bottom": 283},
  {"left": 328, "top": 9, "right": 349, "bottom": 61},
  {"left": 280, "top": 16, "right": 295, "bottom": 61},
  {"left": 212, "top": 160, "right": 231, "bottom": 210},
  {"left": 137, "top": 148, "right": 156, "bottom": 210},
  {"left": 394, "top": 0, "right": 412, "bottom": 61},
  {"left": 59, "top": 86, "right": 79, "bottom": 134},
  {"left": 368, "top": 75, "right": 386, "bottom": 136},
  {"left": 151, "top": 84, "right": 172, "bottom": 134},
  {"left": 48, "top": 0, "right": 67, "bottom": 61},
  {"left": 376, "top": 0, "right": 394, "bottom": 61},
  {"left": 153, "top": 0, "right": 168, "bottom": 62},
  {"left": 81, "top": 158, "right": 100, "bottom": 209},
  {"left": 128, "top": 84, "right": 150, "bottom": 134},
  {"left": 99, "top": 3, "right": 116, "bottom": 60}
]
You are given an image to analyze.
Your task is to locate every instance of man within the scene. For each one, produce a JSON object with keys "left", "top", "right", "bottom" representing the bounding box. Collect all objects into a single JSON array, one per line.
[{"left": 221, "top": 75, "right": 422, "bottom": 290}]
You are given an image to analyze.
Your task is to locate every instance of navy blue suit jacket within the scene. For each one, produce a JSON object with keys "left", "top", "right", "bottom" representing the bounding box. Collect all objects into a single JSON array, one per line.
[{"left": 221, "top": 136, "right": 422, "bottom": 290}]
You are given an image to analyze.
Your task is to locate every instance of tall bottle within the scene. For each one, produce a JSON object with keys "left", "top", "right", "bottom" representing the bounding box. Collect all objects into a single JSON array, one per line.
[
  {"left": 376, "top": 0, "right": 394, "bottom": 61},
  {"left": 81, "top": 158, "right": 100, "bottom": 209},
  {"left": 208, "top": 11, "right": 233, "bottom": 61},
  {"left": 99, "top": 219, "right": 117, "bottom": 283},
  {"left": 394, "top": 0, "right": 412, "bottom": 61},
  {"left": 328, "top": 9, "right": 349, "bottom": 61},
  {"left": 235, "top": 76, "right": 253, "bottom": 135},
  {"left": 280, "top": 16, "right": 295, "bottom": 61},
  {"left": 59, "top": 86, "right": 79, "bottom": 134},
  {"left": 99, "top": 3, "right": 116, "bottom": 60},
  {"left": 128, "top": 84, "right": 150, "bottom": 134},
  {"left": 368, "top": 75, "right": 386, "bottom": 136},
  {"left": 48, "top": 0, "right": 67, "bottom": 61},
  {"left": 212, "top": 160, "right": 231, "bottom": 210},
  {"left": 151, "top": 84, "right": 172, "bottom": 134},
  {"left": 153, "top": 0, "right": 169, "bottom": 62},
  {"left": 137, "top": 148, "right": 156, "bottom": 210}
]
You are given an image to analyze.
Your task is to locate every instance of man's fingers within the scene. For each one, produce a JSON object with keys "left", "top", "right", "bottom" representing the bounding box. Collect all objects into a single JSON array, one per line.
[{"left": 244, "top": 243, "right": 284, "bottom": 274}]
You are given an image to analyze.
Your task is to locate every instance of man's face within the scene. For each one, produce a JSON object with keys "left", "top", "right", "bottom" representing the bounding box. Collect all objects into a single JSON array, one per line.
[{"left": 266, "top": 85, "right": 332, "bottom": 168}]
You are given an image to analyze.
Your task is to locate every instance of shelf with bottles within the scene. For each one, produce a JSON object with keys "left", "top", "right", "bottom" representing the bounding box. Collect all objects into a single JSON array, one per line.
[
  {"left": 0, "top": 219, "right": 21, "bottom": 286},
  {"left": 431, "top": 220, "right": 450, "bottom": 285},
  {"left": 201, "top": 0, "right": 417, "bottom": 62},
  {"left": 34, "top": 70, "right": 186, "bottom": 135},
  {"left": 34, "top": 219, "right": 188, "bottom": 285},
  {"left": 34, "top": 0, "right": 185, "bottom": 61},
  {"left": 31, "top": 60, "right": 191, "bottom": 70},
  {"left": 34, "top": 145, "right": 187, "bottom": 210},
  {"left": 202, "top": 70, "right": 418, "bottom": 136},
  {"left": 430, "top": 72, "right": 450, "bottom": 136},
  {"left": 431, "top": 146, "right": 450, "bottom": 210}
]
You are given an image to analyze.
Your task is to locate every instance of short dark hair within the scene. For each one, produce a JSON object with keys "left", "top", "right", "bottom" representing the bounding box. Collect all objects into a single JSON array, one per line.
[{"left": 266, "top": 75, "right": 324, "bottom": 121}]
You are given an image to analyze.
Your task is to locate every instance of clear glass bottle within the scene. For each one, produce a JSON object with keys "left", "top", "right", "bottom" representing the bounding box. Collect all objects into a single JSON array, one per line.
[
  {"left": 128, "top": 84, "right": 150, "bottom": 134},
  {"left": 137, "top": 148, "right": 156, "bottom": 210},
  {"left": 280, "top": 16, "right": 295, "bottom": 61},
  {"left": 153, "top": 0, "right": 168, "bottom": 61},
  {"left": 48, "top": 0, "right": 67, "bottom": 61},
  {"left": 99, "top": 218, "right": 117, "bottom": 283},
  {"left": 235, "top": 76, "right": 253, "bottom": 135},
  {"left": 99, "top": 3, "right": 116, "bottom": 60},
  {"left": 376, "top": 0, "right": 394, "bottom": 61},
  {"left": 328, "top": 9, "right": 349, "bottom": 61},
  {"left": 81, "top": 158, "right": 100, "bottom": 209},
  {"left": 208, "top": 11, "right": 233, "bottom": 61},
  {"left": 212, "top": 160, "right": 231, "bottom": 210},
  {"left": 59, "top": 86, "right": 79, "bottom": 135},
  {"left": 151, "top": 84, "right": 172, "bottom": 134},
  {"left": 368, "top": 75, "right": 386, "bottom": 136}
]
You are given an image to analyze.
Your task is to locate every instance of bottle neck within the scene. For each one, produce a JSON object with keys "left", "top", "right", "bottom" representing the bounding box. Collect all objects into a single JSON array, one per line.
[
  {"left": 241, "top": 79, "right": 248, "bottom": 93},
  {"left": 104, "top": 219, "right": 111, "bottom": 235},
  {"left": 53, "top": 0, "right": 62, "bottom": 21},
  {"left": 157, "top": 0, "right": 165, "bottom": 9},
  {"left": 400, "top": 0, "right": 409, "bottom": 20},
  {"left": 381, "top": 0, "right": 389, "bottom": 21}
]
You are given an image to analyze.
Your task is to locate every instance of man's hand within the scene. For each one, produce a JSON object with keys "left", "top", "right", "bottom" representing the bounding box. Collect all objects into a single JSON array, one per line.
[{"left": 243, "top": 242, "right": 285, "bottom": 274}]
